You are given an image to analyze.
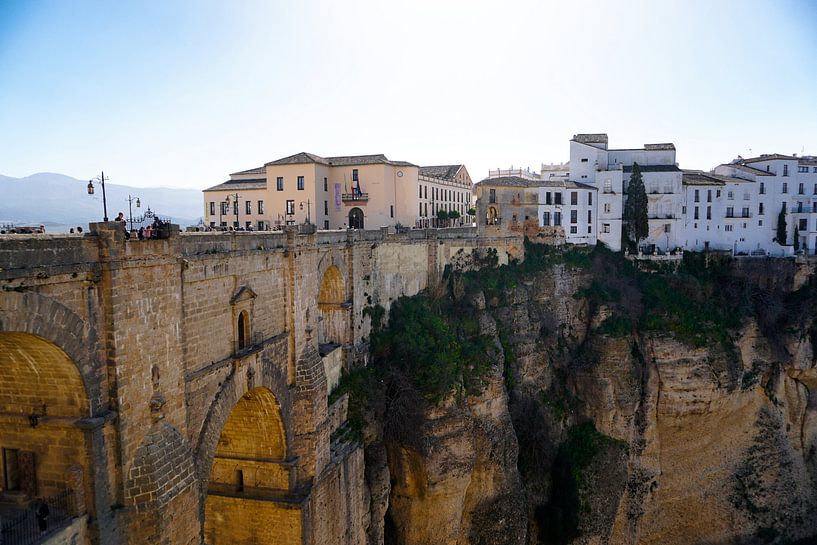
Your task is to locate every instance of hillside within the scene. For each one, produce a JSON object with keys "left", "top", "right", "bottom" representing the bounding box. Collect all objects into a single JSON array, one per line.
[{"left": 0, "top": 172, "right": 203, "bottom": 230}]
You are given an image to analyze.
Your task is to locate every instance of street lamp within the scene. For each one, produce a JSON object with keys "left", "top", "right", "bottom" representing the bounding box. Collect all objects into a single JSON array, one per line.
[
  {"left": 299, "top": 200, "right": 311, "bottom": 224},
  {"left": 127, "top": 195, "right": 141, "bottom": 231},
  {"left": 226, "top": 193, "right": 241, "bottom": 229},
  {"left": 87, "top": 171, "right": 109, "bottom": 221}
]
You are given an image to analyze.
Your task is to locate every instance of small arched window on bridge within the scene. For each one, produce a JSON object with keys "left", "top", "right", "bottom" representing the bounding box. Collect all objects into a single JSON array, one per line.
[
  {"left": 237, "top": 311, "right": 250, "bottom": 351},
  {"left": 230, "top": 285, "right": 257, "bottom": 355}
]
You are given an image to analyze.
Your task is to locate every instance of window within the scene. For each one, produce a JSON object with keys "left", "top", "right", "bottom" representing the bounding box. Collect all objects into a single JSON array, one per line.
[
  {"left": 324, "top": 200, "right": 329, "bottom": 215},
  {"left": 587, "top": 210, "right": 592, "bottom": 224},
  {"left": 694, "top": 189, "right": 700, "bottom": 203},
  {"left": 759, "top": 220, "right": 763, "bottom": 226},
  {"left": 286, "top": 200, "right": 295, "bottom": 215},
  {"left": 604, "top": 203, "right": 611, "bottom": 213},
  {"left": 800, "top": 218, "right": 808, "bottom": 230},
  {"left": 759, "top": 183, "right": 765, "bottom": 195},
  {"left": 352, "top": 169, "right": 359, "bottom": 182},
  {"left": 725, "top": 225, "right": 733, "bottom": 232},
  {"left": 694, "top": 206, "right": 699, "bottom": 220},
  {"left": 603, "top": 179, "right": 612, "bottom": 193},
  {"left": 245, "top": 200, "right": 252, "bottom": 214},
  {"left": 799, "top": 183, "right": 805, "bottom": 195},
  {"left": 237, "top": 311, "right": 250, "bottom": 351},
  {"left": 489, "top": 189, "right": 496, "bottom": 203},
  {"left": 324, "top": 177, "right": 328, "bottom": 192},
  {"left": 783, "top": 182, "right": 788, "bottom": 193},
  {"left": 716, "top": 190, "right": 721, "bottom": 198},
  {"left": 571, "top": 192, "right": 578, "bottom": 205},
  {"left": 727, "top": 191, "right": 734, "bottom": 200},
  {"left": 783, "top": 202, "right": 787, "bottom": 212},
  {"left": 543, "top": 212, "right": 550, "bottom": 226},
  {"left": 813, "top": 202, "right": 817, "bottom": 213},
  {"left": 682, "top": 206, "right": 687, "bottom": 215},
  {"left": 209, "top": 202, "right": 215, "bottom": 215},
  {"left": 798, "top": 202, "right": 804, "bottom": 213},
  {"left": 588, "top": 192, "right": 593, "bottom": 205},
  {"left": 800, "top": 166, "right": 810, "bottom": 173},
  {"left": 221, "top": 202, "right": 228, "bottom": 215},
  {"left": 419, "top": 186, "right": 423, "bottom": 198},
  {"left": 324, "top": 220, "right": 329, "bottom": 229},
  {"left": 424, "top": 186, "right": 427, "bottom": 199},
  {"left": 390, "top": 205, "right": 394, "bottom": 218},
  {"left": 245, "top": 221, "right": 252, "bottom": 229},
  {"left": 664, "top": 224, "right": 671, "bottom": 233},
  {"left": 602, "top": 223, "right": 610, "bottom": 233},
  {"left": 555, "top": 193, "right": 563, "bottom": 205},
  {"left": 759, "top": 203, "right": 764, "bottom": 215},
  {"left": 570, "top": 226, "right": 578, "bottom": 234},
  {"left": 232, "top": 200, "right": 238, "bottom": 214},
  {"left": 2, "top": 448, "right": 21, "bottom": 491},
  {"left": 744, "top": 192, "right": 750, "bottom": 200},
  {"left": 813, "top": 184, "right": 817, "bottom": 195},
  {"left": 706, "top": 206, "right": 711, "bottom": 220},
  {"left": 554, "top": 212, "right": 562, "bottom": 226},
  {"left": 742, "top": 207, "right": 750, "bottom": 218},
  {"left": 726, "top": 207, "right": 734, "bottom": 217},
  {"left": 707, "top": 190, "right": 712, "bottom": 203},
  {"left": 581, "top": 158, "right": 588, "bottom": 163},
  {"left": 277, "top": 177, "right": 284, "bottom": 191},
  {"left": 545, "top": 192, "right": 552, "bottom": 205},
  {"left": 587, "top": 225, "right": 592, "bottom": 234},
  {"left": 258, "top": 200, "right": 264, "bottom": 214},
  {"left": 814, "top": 167, "right": 817, "bottom": 173},
  {"left": 297, "top": 176, "right": 304, "bottom": 190},
  {"left": 783, "top": 164, "right": 789, "bottom": 176}
]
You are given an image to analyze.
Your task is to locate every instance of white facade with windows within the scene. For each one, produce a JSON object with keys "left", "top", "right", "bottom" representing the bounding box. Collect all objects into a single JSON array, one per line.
[
  {"left": 500, "top": 134, "right": 817, "bottom": 256},
  {"left": 538, "top": 181, "right": 597, "bottom": 245}
]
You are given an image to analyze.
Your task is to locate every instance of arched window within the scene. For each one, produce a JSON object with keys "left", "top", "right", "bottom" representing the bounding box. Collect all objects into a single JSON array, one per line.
[{"left": 237, "top": 310, "right": 250, "bottom": 351}]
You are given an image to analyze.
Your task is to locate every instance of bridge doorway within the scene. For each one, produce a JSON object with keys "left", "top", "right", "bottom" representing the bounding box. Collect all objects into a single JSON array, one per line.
[
  {"left": 348, "top": 208, "right": 364, "bottom": 229},
  {"left": 0, "top": 332, "right": 90, "bottom": 538},
  {"left": 204, "top": 387, "right": 299, "bottom": 545}
]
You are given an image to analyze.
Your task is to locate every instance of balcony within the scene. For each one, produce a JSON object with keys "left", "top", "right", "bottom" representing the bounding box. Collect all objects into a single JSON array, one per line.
[{"left": 341, "top": 193, "right": 368, "bottom": 203}]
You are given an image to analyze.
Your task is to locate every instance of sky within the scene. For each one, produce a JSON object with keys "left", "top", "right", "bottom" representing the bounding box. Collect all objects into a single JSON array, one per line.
[{"left": 1, "top": 0, "right": 816, "bottom": 190}]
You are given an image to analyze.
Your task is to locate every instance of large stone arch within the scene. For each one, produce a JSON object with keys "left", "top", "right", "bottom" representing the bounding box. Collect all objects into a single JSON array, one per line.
[
  {"left": 194, "top": 359, "right": 294, "bottom": 487},
  {"left": 316, "top": 250, "right": 350, "bottom": 351},
  {"left": 0, "top": 290, "right": 104, "bottom": 413}
]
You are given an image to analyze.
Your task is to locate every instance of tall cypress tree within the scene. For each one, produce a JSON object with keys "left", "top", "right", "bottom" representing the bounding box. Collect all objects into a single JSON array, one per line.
[
  {"left": 794, "top": 226, "right": 800, "bottom": 252},
  {"left": 623, "top": 162, "right": 649, "bottom": 247},
  {"left": 776, "top": 204, "right": 788, "bottom": 245}
]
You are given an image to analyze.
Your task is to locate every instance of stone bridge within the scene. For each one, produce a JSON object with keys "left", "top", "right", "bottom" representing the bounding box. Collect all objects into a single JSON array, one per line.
[{"left": 0, "top": 223, "right": 521, "bottom": 545}]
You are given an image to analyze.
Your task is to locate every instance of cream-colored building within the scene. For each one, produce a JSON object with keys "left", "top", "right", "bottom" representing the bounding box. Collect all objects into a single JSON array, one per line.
[{"left": 204, "top": 153, "right": 473, "bottom": 230}]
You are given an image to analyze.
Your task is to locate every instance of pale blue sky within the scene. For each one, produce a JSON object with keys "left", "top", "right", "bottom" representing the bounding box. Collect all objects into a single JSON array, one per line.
[{"left": 1, "top": 0, "right": 815, "bottom": 189}]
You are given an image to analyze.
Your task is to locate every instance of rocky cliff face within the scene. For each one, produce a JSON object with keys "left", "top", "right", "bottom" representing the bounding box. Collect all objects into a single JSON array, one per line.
[{"left": 358, "top": 248, "right": 817, "bottom": 545}]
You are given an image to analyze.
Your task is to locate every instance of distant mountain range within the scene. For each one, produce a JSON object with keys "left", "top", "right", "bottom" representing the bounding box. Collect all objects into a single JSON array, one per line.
[{"left": 0, "top": 173, "right": 203, "bottom": 231}]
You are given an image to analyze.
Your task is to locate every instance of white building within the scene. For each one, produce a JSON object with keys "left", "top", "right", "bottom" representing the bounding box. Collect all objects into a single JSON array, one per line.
[{"left": 538, "top": 180, "right": 597, "bottom": 245}]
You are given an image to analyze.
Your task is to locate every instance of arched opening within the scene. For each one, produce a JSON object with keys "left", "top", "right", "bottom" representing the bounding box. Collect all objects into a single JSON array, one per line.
[
  {"left": 318, "top": 265, "right": 347, "bottom": 390},
  {"left": 204, "top": 387, "right": 298, "bottom": 545},
  {"left": 487, "top": 206, "right": 498, "bottom": 225},
  {"left": 348, "top": 207, "right": 364, "bottom": 229},
  {"left": 237, "top": 310, "right": 250, "bottom": 351},
  {"left": 0, "top": 332, "right": 91, "bottom": 537}
]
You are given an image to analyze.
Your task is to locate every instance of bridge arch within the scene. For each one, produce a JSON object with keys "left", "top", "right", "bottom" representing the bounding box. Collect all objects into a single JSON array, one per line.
[
  {"left": 202, "top": 385, "right": 298, "bottom": 545},
  {"left": 0, "top": 331, "right": 94, "bottom": 533}
]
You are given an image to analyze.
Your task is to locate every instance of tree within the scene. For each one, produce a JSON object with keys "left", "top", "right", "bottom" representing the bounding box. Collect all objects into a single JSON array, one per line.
[
  {"left": 448, "top": 210, "right": 461, "bottom": 225},
  {"left": 436, "top": 209, "right": 449, "bottom": 227},
  {"left": 776, "top": 204, "right": 788, "bottom": 245},
  {"left": 467, "top": 208, "right": 476, "bottom": 217},
  {"left": 623, "top": 162, "right": 649, "bottom": 248},
  {"left": 794, "top": 226, "right": 800, "bottom": 252}
]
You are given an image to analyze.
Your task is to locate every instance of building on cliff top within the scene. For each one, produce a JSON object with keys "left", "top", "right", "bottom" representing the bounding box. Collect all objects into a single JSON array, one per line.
[
  {"left": 203, "top": 153, "right": 474, "bottom": 231},
  {"left": 477, "top": 134, "right": 817, "bottom": 256}
]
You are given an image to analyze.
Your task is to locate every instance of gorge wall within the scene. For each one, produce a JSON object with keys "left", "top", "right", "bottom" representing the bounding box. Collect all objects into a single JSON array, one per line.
[{"left": 352, "top": 245, "right": 817, "bottom": 545}]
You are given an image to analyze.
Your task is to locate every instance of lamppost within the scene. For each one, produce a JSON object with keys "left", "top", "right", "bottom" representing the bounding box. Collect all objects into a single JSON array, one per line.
[
  {"left": 86, "top": 172, "right": 109, "bottom": 221},
  {"left": 127, "top": 195, "right": 141, "bottom": 231},
  {"left": 227, "top": 193, "right": 241, "bottom": 228},
  {"left": 299, "top": 200, "right": 312, "bottom": 224}
]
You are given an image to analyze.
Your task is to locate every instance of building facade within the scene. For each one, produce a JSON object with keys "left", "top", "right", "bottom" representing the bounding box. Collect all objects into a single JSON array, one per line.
[
  {"left": 478, "top": 134, "right": 817, "bottom": 256},
  {"left": 203, "top": 153, "right": 472, "bottom": 231}
]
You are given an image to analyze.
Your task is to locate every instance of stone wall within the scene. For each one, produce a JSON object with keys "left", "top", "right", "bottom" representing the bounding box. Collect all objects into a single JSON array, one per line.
[{"left": 0, "top": 224, "right": 523, "bottom": 545}]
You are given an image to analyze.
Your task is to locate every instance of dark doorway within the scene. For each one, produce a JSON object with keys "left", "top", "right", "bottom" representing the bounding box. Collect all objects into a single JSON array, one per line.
[{"left": 349, "top": 208, "right": 364, "bottom": 229}]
